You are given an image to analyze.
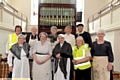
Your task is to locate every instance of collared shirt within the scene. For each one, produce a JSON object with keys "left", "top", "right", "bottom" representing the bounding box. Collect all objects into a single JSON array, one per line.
[{"left": 64, "top": 34, "right": 75, "bottom": 47}]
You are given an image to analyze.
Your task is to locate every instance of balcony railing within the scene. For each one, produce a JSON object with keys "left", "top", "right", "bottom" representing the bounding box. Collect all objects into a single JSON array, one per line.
[
  {"left": 87, "top": 0, "right": 120, "bottom": 32},
  {"left": 0, "top": 0, "right": 28, "bottom": 31}
]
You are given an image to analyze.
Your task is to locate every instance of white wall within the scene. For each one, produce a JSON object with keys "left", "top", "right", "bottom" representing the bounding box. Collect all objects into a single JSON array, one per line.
[
  {"left": 6, "top": 0, "right": 11, "bottom": 4},
  {"left": 84, "top": 0, "right": 111, "bottom": 30},
  {"left": 27, "top": 25, "right": 38, "bottom": 32},
  {"left": 7, "top": 0, "right": 31, "bottom": 25},
  {"left": 114, "top": 30, "right": 120, "bottom": 72},
  {"left": 0, "top": 28, "right": 13, "bottom": 58}
]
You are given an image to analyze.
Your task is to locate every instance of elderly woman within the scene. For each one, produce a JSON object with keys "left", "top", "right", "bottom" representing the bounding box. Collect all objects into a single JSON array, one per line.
[
  {"left": 26, "top": 27, "right": 39, "bottom": 57},
  {"left": 53, "top": 34, "right": 73, "bottom": 80},
  {"left": 48, "top": 26, "right": 58, "bottom": 79},
  {"left": 32, "top": 32, "right": 52, "bottom": 80},
  {"left": 91, "top": 29, "right": 114, "bottom": 80},
  {"left": 7, "top": 34, "right": 30, "bottom": 79},
  {"left": 72, "top": 36, "right": 91, "bottom": 80},
  {"left": 48, "top": 26, "right": 58, "bottom": 43}
]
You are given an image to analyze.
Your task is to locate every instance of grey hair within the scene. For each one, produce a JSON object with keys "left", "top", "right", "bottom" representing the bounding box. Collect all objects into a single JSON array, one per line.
[
  {"left": 51, "top": 26, "right": 57, "bottom": 31},
  {"left": 39, "top": 32, "right": 48, "bottom": 37},
  {"left": 97, "top": 28, "right": 105, "bottom": 35},
  {"left": 18, "top": 34, "right": 25, "bottom": 38}
]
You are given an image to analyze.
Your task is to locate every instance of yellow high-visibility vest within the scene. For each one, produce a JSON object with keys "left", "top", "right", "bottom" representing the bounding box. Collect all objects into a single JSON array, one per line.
[
  {"left": 8, "top": 33, "right": 18, "bottom": 49},
  {"left": 72, "top": 44, "right": 91, "bottom": 70}
]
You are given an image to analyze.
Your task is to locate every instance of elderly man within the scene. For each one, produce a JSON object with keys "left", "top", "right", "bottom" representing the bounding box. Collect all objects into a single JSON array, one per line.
[{"left": 75, "top": 24, "right": 92, "bottom": 48}]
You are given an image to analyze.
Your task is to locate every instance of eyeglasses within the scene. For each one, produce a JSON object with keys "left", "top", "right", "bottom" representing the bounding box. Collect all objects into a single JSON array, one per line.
[{"left": 58, "top": 38, "right": 64, "bottom": 39}]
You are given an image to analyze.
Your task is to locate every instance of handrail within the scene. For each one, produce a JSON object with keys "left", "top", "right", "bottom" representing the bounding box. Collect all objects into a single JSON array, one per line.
[
  {"left": 98, "top": 0, "right": 113, "bottom": 14},
  {"left": 0, "top": 0, "right": 28, "bottom": 22},
  {"left": 1, "top": 0, "right": 18, "bottom": 12},
  {"left": 88, "top": 0, "right": 120, "bottom": 22}
]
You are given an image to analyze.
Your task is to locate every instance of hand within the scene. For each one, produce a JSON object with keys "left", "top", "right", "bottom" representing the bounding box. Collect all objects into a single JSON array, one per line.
[
  {"left": 72, "top": 60, "right": 75, "bottom": 63},
  {"left": 75, "top": 60, "right": 80, "bottom": 64},
  {"left": 107, "top": 63, "right": 112, "bottom": 71},
  {"left": 72, "top": 60, "right": 80, "bottom": 65},
  {"left": 6, "top": 53, "right": 8, "bottom": 56},
  {"left": 35, "top": 59, "right": 41, "bottom": 65},
  {"left": 56, "top": 54, "right": 61, "bottom": 58},
  {"left": 9, "top": 66, "right": 13, "bottom": 72},
  {"left": 39, "top": 60, "right": 46, "bottom": 65}
]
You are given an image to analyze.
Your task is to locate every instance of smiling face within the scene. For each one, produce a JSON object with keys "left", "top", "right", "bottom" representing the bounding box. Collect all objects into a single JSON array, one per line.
[
  {"left": 58, "top": 36, "right": 64, "bottom": 44},
  {"left": 76, "top": 36, "right": 84, "bottom": 47},
  {"left": 97, "top": 32, "right": 105, "bottom": 40},
  {"left": 15, "top": 27, "right": 22, "bottom": 35},
  {"left": 77, "top": 26, "right": 83, "bottom": 32},
  {"left": 18, "top": 36, "right": 25, "bottom": 44},
  {"left": 40, "top": 33, "right": 47, "bottom": 42},
  {"left": 51, "top": 28, "right": 57, "bottom": 35},
  {"left": 64, "top": 26, "right": 72, "bottom": 34},
  {"left": 31, "top": 27, "right": 37, "bottom": 35}
]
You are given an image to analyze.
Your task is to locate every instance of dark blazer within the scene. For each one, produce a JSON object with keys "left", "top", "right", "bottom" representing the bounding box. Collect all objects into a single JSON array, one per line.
[{"left": 52, "top": 41, "right": 73, "bottom": 79}]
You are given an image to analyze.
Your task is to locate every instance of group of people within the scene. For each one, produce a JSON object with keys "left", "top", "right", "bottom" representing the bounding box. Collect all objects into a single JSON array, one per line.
[{"left": 6, "top": 24, "right": 114, "bottom": 80}]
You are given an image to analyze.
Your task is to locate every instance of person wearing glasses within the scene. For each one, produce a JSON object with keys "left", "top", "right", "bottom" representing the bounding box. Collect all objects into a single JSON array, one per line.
[{"left": 53, "top": 34, "right": 73, "bottom": 80}]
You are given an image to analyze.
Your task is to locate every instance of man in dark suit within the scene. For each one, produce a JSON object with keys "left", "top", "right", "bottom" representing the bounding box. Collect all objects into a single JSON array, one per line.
[{"left": 75, "top": 24, "right": 92, "bottom": 48}]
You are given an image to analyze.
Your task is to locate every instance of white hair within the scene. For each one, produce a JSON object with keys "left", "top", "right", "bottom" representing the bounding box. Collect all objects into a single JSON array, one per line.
[
  {"left": 39, "top": 32, "right": 48, "bottom": 37},
  {"left": 18, "top": 34, "right": 25, "bottom": 38},
  {"left": 97, "top": 28, "right": 105, "bottom": 35},
  {"left": 51, "top": 26, "right": 57, "bottom": 31},
  {"left": 31, "top": 27, "right": 37, "bottom": 30}
]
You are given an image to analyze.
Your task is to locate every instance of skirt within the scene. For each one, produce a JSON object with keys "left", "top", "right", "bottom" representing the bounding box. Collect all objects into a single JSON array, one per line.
[
  {"left": 32, "top": 54, "right": 52, "bottom": 80},
  {"left": 54, "top": 58, "right": 70, "bottom": 80},
  {"left": 12, "top": 57, "right": 30, "bottom": 80},
  {"left": 93, "top": 56, "right": 110, "bottom": 80}
]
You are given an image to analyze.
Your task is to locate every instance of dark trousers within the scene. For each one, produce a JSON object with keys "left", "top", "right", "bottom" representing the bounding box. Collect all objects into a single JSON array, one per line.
[
  {"left": 8, "top": 57, "right": 14, "bottom": 78},
  {"left": 70, "top": 61, "right": 74, "bottom": 80},
  {"left": 7, "top": 72, "right": 12, "bottom": 78},
  {"left": 75, "top": 67, "right": 91, "bottom": 80},
  {"left": 110, "top": 70, "right": 113, "bottom": 80}
]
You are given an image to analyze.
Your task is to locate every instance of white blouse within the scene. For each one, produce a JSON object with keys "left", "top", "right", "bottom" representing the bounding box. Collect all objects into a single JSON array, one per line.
[
  {"left": 33, "top": 41, "right": 52, "bottom": 55},
  {"left": 64, "top": 34, "right": 75, "bottom": 47}
]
